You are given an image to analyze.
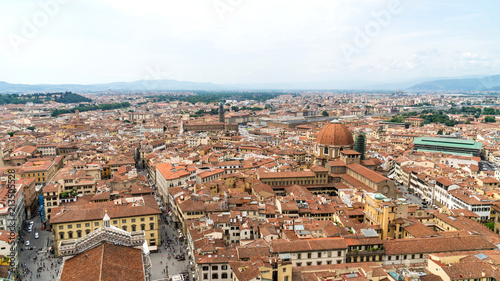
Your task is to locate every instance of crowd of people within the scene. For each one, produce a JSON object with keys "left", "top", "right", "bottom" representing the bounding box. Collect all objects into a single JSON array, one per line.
[{"left": 19, "top": 251, "right": 61, "bottom": 281}]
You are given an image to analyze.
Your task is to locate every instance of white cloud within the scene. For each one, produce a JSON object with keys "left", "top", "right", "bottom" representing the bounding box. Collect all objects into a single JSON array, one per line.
[{"left": 0, "top": 0, "right": 499, "bottom": 85}]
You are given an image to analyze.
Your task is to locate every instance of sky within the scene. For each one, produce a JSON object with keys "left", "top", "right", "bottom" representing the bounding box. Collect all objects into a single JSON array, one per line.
[{"left": 0, "top": 0, "right": 499, "bottom": 85}]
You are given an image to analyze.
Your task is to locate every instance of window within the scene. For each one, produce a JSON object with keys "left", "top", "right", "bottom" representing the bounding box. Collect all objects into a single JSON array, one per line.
[
  {"left": 131, "top": 225, "right": 136, "bottom": 231},
  {"left": 283, "top": 268, "right": 287, "bottom": 272},
  {"left": 68, "top": 231, "right": 73, "bottom": 239},
  {"left": 151, "top": 233, "right": 154, "bottom": 237},
  {"left": 141, "top": 224, "right": 145, "bottom": 231},
  {"left": 328, "top": 251, "right": 332, "bottom": 257},
  {"left": 222, "top": 273, "right": 228, "bottom": 279},
  {"left": 59, "top": 232, "right": 64, "bottom": 239},
  {"left": 77, "top": 231, "right": 82, "bottom": 238},
  {"left": 212, "top": 274, "right": 218, "bottom": 279},
  {"left": 86, "top": 229, "right": 90, "bottom": 235},
  {"left": 307, "top": 253, "right": 312, "bottom": 259},
  {"left": 212, "top": 265, "right": 218, "bottom": 271},
  {"left": 113, "top": 220, "right": 118, "bottom": 224},
  {"left": 94, "top": 222, "right": 99, "bottom": 226},
  {"left": 67, "top": 225, "right": 72, "bottom": 229},
  {"left": 131, "top": 219, "right": 136, "bottom": 223},
  {"left": 122, "top": 219, "right": 126, "bottom": 223},
  {"left": 203, "top": 274, "right": 208, "bottom": 280},
  {"left": 337, "top": 260, "right": 341, "bottom": 264},
  {"left": 297, "top": 253, "right": 301, "bottom": 259},
  {"left": 59, "top": 226, "right": 63, "bottom": 230},
  {"left": 396, "top": 256, "right": 399, "bottom": 260},
  {"left": 76, "top": 224, "right": 81, "bottom": 228},
  {"left": 150, "top": 223, "right": 155, "bottom": 230},
  {"left": 316, "top": 261, "right": 322, "bottom": 265},
  {"left": 337, "top": 251, "right": 341, "bottom": 256},
  {"left": 85, "top": 223, "right": 90, "bottom": 227},
  {"left": 306, "top": 262, "right": 312, "bottom": 266},
  {"left": 327, "top": 261, "right": 332, "bottom": 265},
  {"left": 221, "top": 265, "right": 228, "bottom": 270},
  {"left": 202, "top": 266, "right": 209, "bottom": 271},
  {"left": 123, "top": 226, "right": 127, "bottom": 231},
  {"left": 141, "top": 217, "right": 145, "bottom": 222},
  {"left": 297, "top": 263, "right": 302, "bottom": 267},
  {"left": 317, "top": 252, "right": 322, "bottom": 258},
  {"left": 404, "top": 255, "right": 407, "bottom": 260}
]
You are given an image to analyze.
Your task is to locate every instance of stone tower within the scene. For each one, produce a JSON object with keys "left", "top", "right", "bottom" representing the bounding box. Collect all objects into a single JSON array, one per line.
[{"left": 218, "top": 100, "right": 225, "bottom": 123}]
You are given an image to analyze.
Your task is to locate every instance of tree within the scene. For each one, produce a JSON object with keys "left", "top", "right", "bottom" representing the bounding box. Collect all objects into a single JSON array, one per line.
[
  {"left": 163, "top": 126, "right": 167, "bottom": 132},
  {"left": 26, "top": 126, "right": 35, "bottom": 131},
  {"left": 437, "top": 129, "right": 443, "bottom": 135},
  {"left": 389, "top": 115, "right": 404, "bottom": 123},
  {"left": 322, "top": 110, "right": 329, "bottom": 117},
  {"left": 485, "top": 116, "right": 496, "bottom": 123}
]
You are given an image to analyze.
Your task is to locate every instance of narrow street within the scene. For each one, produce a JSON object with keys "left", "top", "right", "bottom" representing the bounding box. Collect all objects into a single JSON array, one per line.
[
  {"left": 145, "top": 169, "right": 191, "bottom": 281},
  {"left": 17, "top": 214, "right": 62, "bottom": 281}
]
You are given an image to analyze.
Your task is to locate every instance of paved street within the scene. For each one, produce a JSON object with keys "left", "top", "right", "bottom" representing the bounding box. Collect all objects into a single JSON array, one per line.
[
  {"left": 145, "top": 169, "right": 191, "bottom": 281},
  {"left": 18, "top": 214, "right": 62, "bottom": 281},
  {"left": 396, "top": 184, "right": 437, "bottom": 210},
  {"left": 149, "top": 214, "right": 190, "bottom": 280}
]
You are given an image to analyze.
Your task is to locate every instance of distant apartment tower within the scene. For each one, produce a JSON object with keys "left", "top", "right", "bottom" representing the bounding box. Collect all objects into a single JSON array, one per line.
[{"left": 219, "top": 100, "right": 225, "bottom": 123}]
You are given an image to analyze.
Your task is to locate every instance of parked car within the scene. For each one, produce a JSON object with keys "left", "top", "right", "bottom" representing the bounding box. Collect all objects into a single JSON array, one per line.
[
  {"left": 34, "top": 232, "right": 39, "bottom": 239},
  {"left": 25, "top": 240, "right": 30, "bottom": 246}
]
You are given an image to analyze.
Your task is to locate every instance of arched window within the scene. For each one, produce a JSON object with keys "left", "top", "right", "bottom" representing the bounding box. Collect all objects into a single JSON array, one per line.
[
  {"left": 131, "top": 225, "right": 136, "bottom": 231},
  {"left": 68, "top": 231, "right": 73, "bottom": 239},
  {"left": 77, "top": 230, "right": 82, "bottom": 238},
  {"left": 123, "top": 226, "right": 127, "bottom": 231},
  {"left": 324, "top": 147, "right": 328, "bottom": 155},
  {"left": 150, "top": 223, "right": 155, "bottom": 230},
  {"left": 141, "top": 224, "right": 145, "bottom": 231},
  {"left": 59, "top": 232, "right": 64, "bottom": 239},
  {"left": 86, "top": 229, "right": 91, "bottom": 235}
]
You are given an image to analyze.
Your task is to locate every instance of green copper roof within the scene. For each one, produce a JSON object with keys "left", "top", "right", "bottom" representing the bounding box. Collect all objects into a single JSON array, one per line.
[{"left": 414, "top": 137, "right": 482, "bottom": 150}]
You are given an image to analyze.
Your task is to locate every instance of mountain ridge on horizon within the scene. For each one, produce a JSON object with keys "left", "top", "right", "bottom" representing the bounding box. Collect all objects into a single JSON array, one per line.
[{"left": 1, "top": 74, "right": 499, "bottom": 93}]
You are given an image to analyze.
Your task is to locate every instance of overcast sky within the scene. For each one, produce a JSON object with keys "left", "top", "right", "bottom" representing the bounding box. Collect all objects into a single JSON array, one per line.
[{"left": 0, "top": 0, "right": 499, "bottom": 85}]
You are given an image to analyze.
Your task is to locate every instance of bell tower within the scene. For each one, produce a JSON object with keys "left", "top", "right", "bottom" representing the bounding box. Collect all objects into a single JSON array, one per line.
[{"left": 218, "top": 100, "right": 225, "bottom": 123}]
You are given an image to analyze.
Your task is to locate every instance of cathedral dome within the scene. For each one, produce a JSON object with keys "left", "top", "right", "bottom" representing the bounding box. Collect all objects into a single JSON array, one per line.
[{"left": 316, "top": 121, "right": 354, "bottom": 147}]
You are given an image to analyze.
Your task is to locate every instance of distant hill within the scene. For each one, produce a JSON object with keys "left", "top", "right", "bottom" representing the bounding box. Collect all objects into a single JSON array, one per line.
[
  {"left": 408, "top": 75, "right": 500, "bottom": 91},
  {"left": 2, "top": 75, "right": 500, "bottom": 93},
  {"left": 0, "top": 79, "right": 224, "bottom": 93}
]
